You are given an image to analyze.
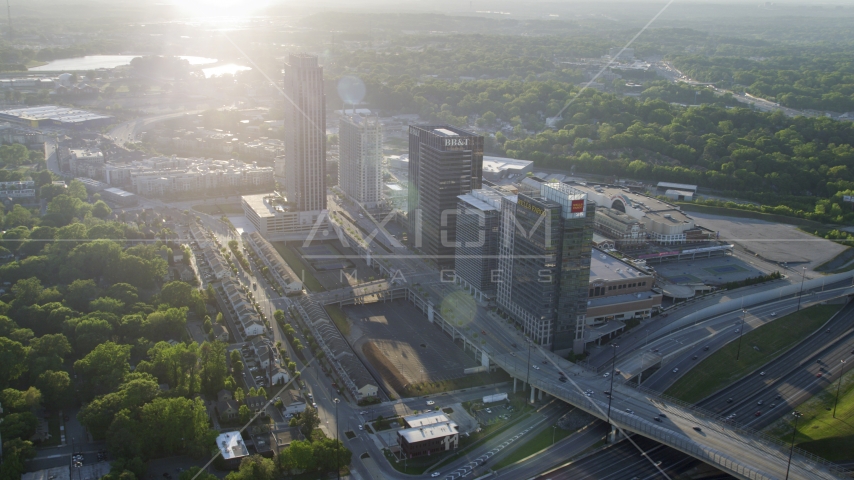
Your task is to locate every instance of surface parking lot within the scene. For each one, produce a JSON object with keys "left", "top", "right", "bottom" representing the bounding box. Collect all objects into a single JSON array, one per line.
[
  {"left": 654, "top": 255, "right": 765, "bottom": 285},
  {"left": 691, "top": 212, "right": 847, "bottom": 271}
]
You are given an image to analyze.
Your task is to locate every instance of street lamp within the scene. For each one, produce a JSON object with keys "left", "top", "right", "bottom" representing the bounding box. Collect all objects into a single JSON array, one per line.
[
  {"left": 606, "top": 343, "right": 618, "bottom": 424},
  {"left": 333, "top": 398, "right": 341, "bottom": 480},
  {"left": 735, "top": 309, "right": 747, "bottom": 361},
  {"left": 785, "top": 411, "right": 802, "bottom": 480},
  {"left": 525, "top": 340, "right": 533, "bottom": 400},
  {"left": 797, "top": 266, "right": 806, "bottom": 312},
  {"left": 834, "top": 360, "right": 847, "bottom": 419}
]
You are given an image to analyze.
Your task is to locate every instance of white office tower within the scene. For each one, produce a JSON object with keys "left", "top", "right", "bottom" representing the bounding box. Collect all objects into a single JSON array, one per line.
[
  {"left": 283, "top": 54, "right": 326, "bottom": 213},
  {"left": 339, "top": 112, "right": 383, "bottom": 208}
]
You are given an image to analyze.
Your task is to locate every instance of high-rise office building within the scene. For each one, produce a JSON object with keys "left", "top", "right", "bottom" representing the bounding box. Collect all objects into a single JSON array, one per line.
[
  {"left": 283, "top": 54, "right": 326, "bottom": 213},
  {"left": 496, "top": 182, "right": 594, "bottom": 354},
  {"left": 339, "top": 112, "right": 383, "bottom": 208},
  {"left": 455, "top": 188, "right": 504, "bottom": 301},
  {"left": 408, "top": 126, "right": 483, "bottom": 269}
]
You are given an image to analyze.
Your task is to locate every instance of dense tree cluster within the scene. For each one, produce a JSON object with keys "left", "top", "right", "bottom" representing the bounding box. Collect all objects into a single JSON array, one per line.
[{"left": 673, "top": 52, "right": 854, "bottom": 112}]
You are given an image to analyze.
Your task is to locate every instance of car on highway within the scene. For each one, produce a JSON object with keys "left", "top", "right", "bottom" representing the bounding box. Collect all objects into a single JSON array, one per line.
[
  {"left": 770, "top": 312, "right": 776, "bottom": 316},
  {"left": 603, "top": 372, "right": 609, "bottom": 377},
  {"left": 533, "top": 365, "right": 540, "bottom": 370},
  {"left": 426, "top": 400, "right": 435, "bottom": 405},
  {"left": 672, "top": 368, "right": 679, "bottom": 373},
  {"left": 654, "top": 416, "right": 661, "bottom": 422},
  {"left": 431, "top": 473, "right": 441, "bottom": 478},
  {"left": 757, "top": 400, "right": 763, "bottom": 405},
  {"left": 625, "top": 408, "right": 634, "bottom": 415},
  {"left": 703, "top": 345, "right": 710, "bottom": 351},
  {"left": 559, "top": 376, "right": 567, "bottom": 383},
  {"left": 692, "top": 355, "right": 698, "bottom": 360},
  {"left": 734, "top": 329, "right": 740, "bottom": 333},
  {"left": 312, "top": 402, "right": 317, "bottom": 408},
  {"left": 755, "top": 411, "right": 762, "bottom": 416},
  {"left": 727, "top": 397, "right": 733, "bottom": 403},
  {"left": 693, "top": 426, "right": 702, "bottom": 432},
  {"left": 759, "top": 371, "right": 766, "bottom": 376},
  {"left": 816, "top": 373, "right": 823, "bottom": 377}
]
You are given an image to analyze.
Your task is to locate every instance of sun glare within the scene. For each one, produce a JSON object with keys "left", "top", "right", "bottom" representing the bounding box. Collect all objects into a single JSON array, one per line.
[{"left": 170, "top": 0, "right": 274, "bottom": 19}]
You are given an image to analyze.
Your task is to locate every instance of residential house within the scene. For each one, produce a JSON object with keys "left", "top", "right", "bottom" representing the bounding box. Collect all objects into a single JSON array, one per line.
[
  {"left": 217, "top": 398, "right": 240, "bottom": 421},
  {"left": 245, "top": 395, "right": 267, "bottom": 415},
  {"left": 212, "top": 323, "right": 230, "bottom": 342},
  {"left": 279, "top": 389, "right": 305, "bottom": 416}
]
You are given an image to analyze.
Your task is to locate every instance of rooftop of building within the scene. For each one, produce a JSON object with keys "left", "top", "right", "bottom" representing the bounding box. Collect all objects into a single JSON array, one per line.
[
  {"left": 458, "top": 193, "right": 498, "bottom": 212},
  {"left": 217, "top": 431, "right": 249, "bottom": 460},
  {"left": 403, "top": 411, "right": 451, "bottom": 428},
  {"left": 482, "top": 155, "right": 533, "bottom": 173},
  {"left": 242, "top": 194, "right": 293, "bottom": 218},
  {"left": 588, "top": 290, "right": 661, "bottom": 308},
  {"left": 0, "top": 105, "right": 111, "bottom": 123},
  {"left": 398, "top": 421, "right": 458, "bottom": 443},
  {"left": 568, "top": 182, "right": 693, "bottom": 224},
  {"left": 657, "top": 181, "right": 697, "bottom": 192},
  {"left": 590, "top": 249, "right": 651, "bottom": 282},
  {"left": 103, "top": 187, "right": 135, "bottom": 197}
]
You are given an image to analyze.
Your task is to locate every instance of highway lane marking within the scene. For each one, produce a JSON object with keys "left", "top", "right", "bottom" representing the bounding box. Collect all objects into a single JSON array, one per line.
[{"left": 443, "top": 419, "right": 545, "bottom": 479}]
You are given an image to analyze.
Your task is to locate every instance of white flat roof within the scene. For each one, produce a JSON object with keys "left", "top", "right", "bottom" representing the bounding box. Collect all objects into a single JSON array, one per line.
[
  {"left": 590, "top": 249, "right": 649, "bottom": 282},
  {"left": 458, "top": 194, "right": 497, "bottom": 212},
  {"left": 482, "top": 155, "right": 533, "bottom": 172},
  {"left": 217, "top": 431, "right": 248, "bottom": 460},
  {"left": 657, "top": 182, "right": 697, "bottom": 192},
  {"left": 398, "top": 422, "right": 458, "bottom": 443},
  {"left": 433, "top": 128, "right": 458, "bottom": 136},
  {"left": 404, "top": 411, "right": 450, "bottom": 428}
]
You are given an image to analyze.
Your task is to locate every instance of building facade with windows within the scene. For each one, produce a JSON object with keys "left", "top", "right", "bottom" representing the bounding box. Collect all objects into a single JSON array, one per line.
[
  {"left": 496, "top": 182, "right": 594, "bottom": 354},
  {"left": 339, "top": 112, "right": 383, "bottom": 208},
  {"left": 283, "top": 54, "right": 326, "bottom": 213},
  {"left": 454, "top": 188, "right": 504, "bottom": 301},
  {"left": 408, "top": 125, "right": 483, "bottom": 269}
]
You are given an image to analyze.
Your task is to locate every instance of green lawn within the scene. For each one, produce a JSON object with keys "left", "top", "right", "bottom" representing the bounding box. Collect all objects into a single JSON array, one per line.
[
  {"left": 325, "top": 305, "right": 351, "bottom": 337},
  {"left": 666, "top": 304, "right": 842, "bottom": 403},
  {"left": 492, "top": 423, "right": 576, "bottom": 469},
  {"left": 766, "top": 368, "right": 854, "bottom": 461},
  {"left": 271, "top": 242, "right": 326, "bottom": 292}
]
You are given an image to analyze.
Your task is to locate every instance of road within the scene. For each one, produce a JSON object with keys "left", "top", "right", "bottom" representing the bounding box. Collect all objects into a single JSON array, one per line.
[
  {"left": 491, "top": 422, "right": 609, "bottom": 479},
  {"left": 534, "top": 435, "right": 732, "bottom": 480},
  {"left": 626, "top": 289, "right": 853, "bottom": 388},
  {"left": 697, "top": 302, "right": 854, "bottom": 430},
  {"left": 585, "top": 279, "right": 795, "bottom": 369},
  {"left": 656, "top": 61, "right": 809, "bottom": 118}
]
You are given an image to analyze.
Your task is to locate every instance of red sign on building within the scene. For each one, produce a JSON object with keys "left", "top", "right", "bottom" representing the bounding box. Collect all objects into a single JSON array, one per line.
[{"left": 570, "top": 199, "right": 585, "bottom": 213}]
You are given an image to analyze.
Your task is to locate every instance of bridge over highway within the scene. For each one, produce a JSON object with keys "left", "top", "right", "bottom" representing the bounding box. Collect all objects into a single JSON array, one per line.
[{"left": 317, "top": 212, "right": 852, "bottom": 479}]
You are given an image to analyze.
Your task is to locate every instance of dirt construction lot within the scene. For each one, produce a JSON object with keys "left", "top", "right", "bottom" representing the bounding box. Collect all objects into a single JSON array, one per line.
[
  {"left": 691, "top": 212, "right": 847, "bottom": 271},
  {"left": 344, "top": 301, "right": 479, "bottom": 385}
]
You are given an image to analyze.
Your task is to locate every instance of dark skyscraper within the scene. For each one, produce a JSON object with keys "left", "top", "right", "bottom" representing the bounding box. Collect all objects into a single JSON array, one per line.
[
  {"left": 283, "top": 54, "right": 326, "bottom": 213},
  {"left": 496, "top": 182, "right": 594, "bottom": 354},
  {"left": 408, "top": 125, "right": 483, "bottom": 269}
]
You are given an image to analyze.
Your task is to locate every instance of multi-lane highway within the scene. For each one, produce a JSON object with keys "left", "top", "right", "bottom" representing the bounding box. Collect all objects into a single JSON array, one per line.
[
  {"left": 637, "top": 292, "right": 853, "bottom": 391},
  {"left": 534, "top": 435, "right": 732, "bottom": 480},
  {"left": 699, "top": 302, "right": 854, "bottom": 430}
]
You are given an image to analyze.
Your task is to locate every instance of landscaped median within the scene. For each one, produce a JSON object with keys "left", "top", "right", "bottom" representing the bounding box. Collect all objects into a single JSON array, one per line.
[
  {"left": 765, "top": 365, "right": 854, "bottom": 461},
  {"left": 666, "top": 304, "right": 843, "bottom": 403}
]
